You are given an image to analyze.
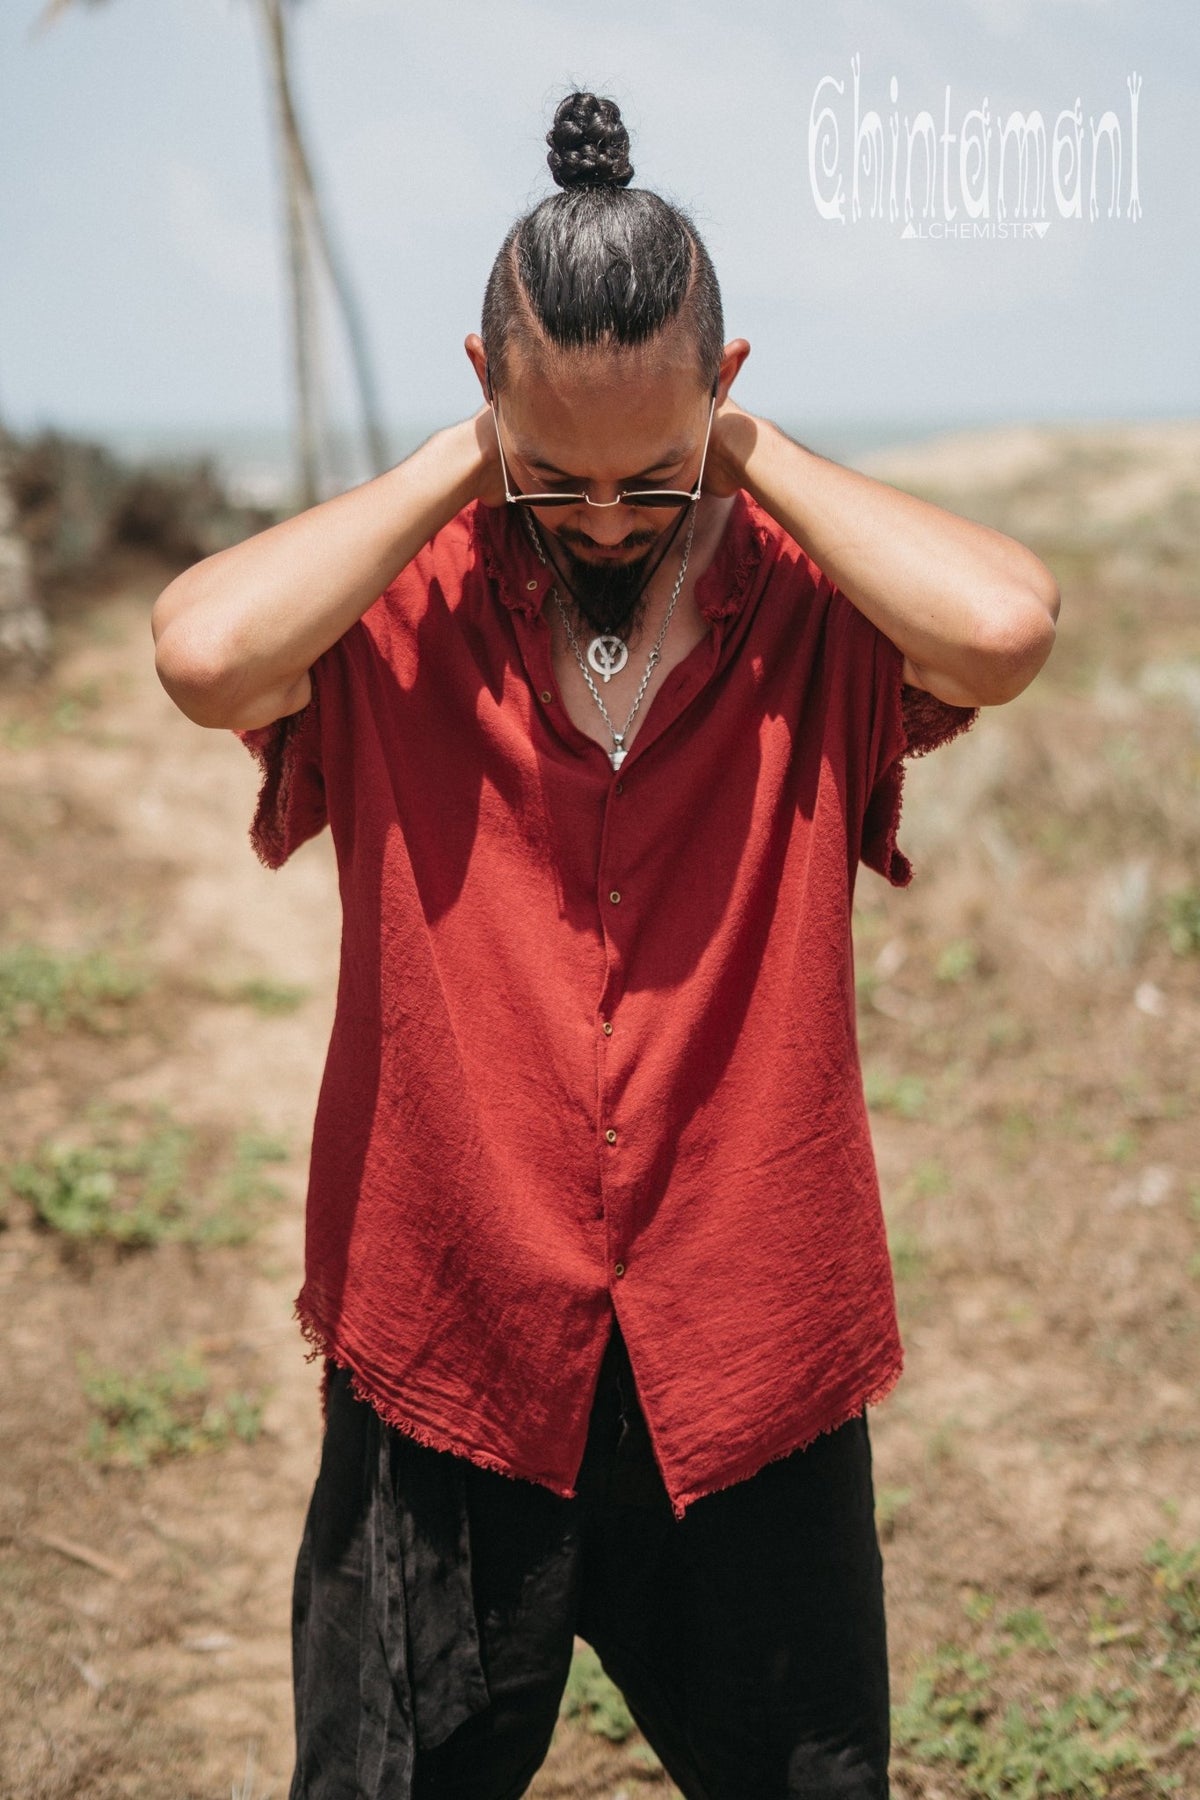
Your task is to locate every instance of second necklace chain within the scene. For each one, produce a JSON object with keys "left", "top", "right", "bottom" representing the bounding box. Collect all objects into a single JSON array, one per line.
[{"left": 524, "top": 505, "right": 699, "bottom": 772}]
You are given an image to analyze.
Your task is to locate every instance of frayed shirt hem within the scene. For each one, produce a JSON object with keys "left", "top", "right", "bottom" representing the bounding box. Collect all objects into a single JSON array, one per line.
[
  {"left": 663, "top": 1352, "right": 906, "bottom": 1520},
  {"left": 295, "top": 1299, "right": 580, "bottom": 1501}
]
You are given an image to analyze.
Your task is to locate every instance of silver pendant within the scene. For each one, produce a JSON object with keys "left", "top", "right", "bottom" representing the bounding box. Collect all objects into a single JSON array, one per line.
[
  {"left": 609, "top": 743, "right": 627, "bottom": 771},
  {"left": 587, "top": 635, "right": 629, "bottom": 684}
]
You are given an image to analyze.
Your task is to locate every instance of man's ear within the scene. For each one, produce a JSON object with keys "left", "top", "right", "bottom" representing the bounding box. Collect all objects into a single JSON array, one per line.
[
  {"left": 715, "top": 338, "right": 751, "bottom": 407},
  {"left": 464, "top": 333, "right": 492, "bottom": 403}
]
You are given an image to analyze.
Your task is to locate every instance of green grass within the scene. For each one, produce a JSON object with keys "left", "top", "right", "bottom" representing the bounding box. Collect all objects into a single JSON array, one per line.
[
  {"left": 558, "top": 1643, "right": 639, "bottom": 1743},
  {"left": 893, "top": 1538, "right": 1200, "bottom": 1795},
  {"left": 854, "top": 963, "right": 880, "bottom": 1004},
  {"left": 985, "top": 1014, "right": 1029, "bottom": 1053},
  {"left": 875, "top": 1484, "right": 913, "bottom": 1538},
  {"left": 864, "top": 1070, "right": 927, "bottom": 1119},
  {"left": 209, "top": 975, "right": 310, "bottom": 1015},
  {"left": 910, "top": 1157, "right": 951, "bottom": 1199},
  {"left": 1087, "top": 1592, "right": 1144, "bottom": 1651},
  {"left": 1, "top": 681, "right": 105, "bottom": 748},
  {"left": 888, "top": 1225, "right": 928, "bottom": 1284},
  {"left": 207, "top": 1130, "right": 293, "bottom": 1228},
  {"left": 5, "top": 1104, "right": 289, "bottom": 1248},
  {"left": 937, "top": 939, "right": 981, "bottom": 984},
  {"left": 892, "top": 1646, "right": 1152, "bottom": 1797},
  {"left": 555, "top": 1660, "right": 668, "bottom": 1775},
  {"left": 78, "top": 1346, "right": 265, "bottom": 1469},
  {"left": 1145, "top": 1538, "right": 1200, "bottom": 1692},
  {"left": 995, "top": 1105, "right": 1038, "bottom": 1167},
  {"left": 1098, "top": 1129, "right": 1139, "bottom": 1166},
  {"left": 0, "top": 941, "right": 147, "bottom": 1047},
  {"left": 999, "top": 1607, "right": 1056, "bottom": 1651},
  {"left": 1165, "top": 887, "right": 1200, "bottom": 957}
]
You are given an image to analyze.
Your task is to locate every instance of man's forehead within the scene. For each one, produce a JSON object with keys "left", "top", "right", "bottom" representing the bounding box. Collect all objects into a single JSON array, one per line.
[
  {"left": 499, "top": 345, "right": 709, "bottom": 469},
  {"left": 504, "top": 329, "right": 705, "bottom": 404},
  {"left": 505, "top": 408, "right": 699, "bottom": 482}
]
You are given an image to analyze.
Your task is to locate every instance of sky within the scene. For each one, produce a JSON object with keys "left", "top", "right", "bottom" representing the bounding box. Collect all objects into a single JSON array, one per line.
[{"left": 0, "top": 0, "right": 1196, "bottom": 483}]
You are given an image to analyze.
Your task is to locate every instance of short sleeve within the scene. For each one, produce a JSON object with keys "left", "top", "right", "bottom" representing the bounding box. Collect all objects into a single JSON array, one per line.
[
  {"left": 232, "top": 662, "right": 327, "bottom": 870},
  {"left": 859, "top": 629, "right": 978, "bottom": 888}
]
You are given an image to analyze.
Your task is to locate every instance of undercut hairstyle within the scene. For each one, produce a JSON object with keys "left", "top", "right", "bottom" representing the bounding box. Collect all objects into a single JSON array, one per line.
[{"left": 481, "top": 91, "right": 724, "bottom": 395}]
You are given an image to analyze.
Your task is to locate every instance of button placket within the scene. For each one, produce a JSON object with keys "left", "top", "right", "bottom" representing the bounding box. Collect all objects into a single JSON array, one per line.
[{"left": 597, "top": 765, "right": 633, "bottom": 1287}]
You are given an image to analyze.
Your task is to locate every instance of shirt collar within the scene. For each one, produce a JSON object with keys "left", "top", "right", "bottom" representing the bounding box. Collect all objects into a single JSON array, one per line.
[{"left": 471, "top": 490, "right": 771, "bottom": 626}]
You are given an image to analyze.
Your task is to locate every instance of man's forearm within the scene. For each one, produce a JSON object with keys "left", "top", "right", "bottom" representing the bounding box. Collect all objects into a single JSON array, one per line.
[
  {"left": 151, "top": 415, "right": 490, "bottom": 730},
  {"left": 723, "top": 412, "right": 1060, "bottom": 707}
]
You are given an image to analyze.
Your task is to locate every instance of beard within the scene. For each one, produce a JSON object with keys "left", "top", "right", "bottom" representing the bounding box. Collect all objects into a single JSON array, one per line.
[
  {"left": 556, "top": 541, "right": 657, "bottom": 640},
  {"left": 548, "top": 506, "right": 692, "bottom": 641}
]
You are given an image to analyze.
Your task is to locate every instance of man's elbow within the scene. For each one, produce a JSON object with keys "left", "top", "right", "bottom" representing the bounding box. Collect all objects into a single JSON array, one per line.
[
  {"left": 154, "top": 625, "right": 242, "bottom": 728},
  {"left": 154, "top": 617, "right": 313, "bottom": 731},
  {"left": 967, "top": 580, "right": 1060, "bottom": 706},
  {"left": 151, "top": 590, "right": 249, "bottom": 727},
  {"left": 149, "top": 573, "right": 216, "bottom": 716}
]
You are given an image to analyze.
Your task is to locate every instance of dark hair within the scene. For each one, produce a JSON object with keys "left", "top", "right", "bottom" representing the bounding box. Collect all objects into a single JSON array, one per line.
[{"left": 481, "top": 92, "right": 724, "bottom": 395}]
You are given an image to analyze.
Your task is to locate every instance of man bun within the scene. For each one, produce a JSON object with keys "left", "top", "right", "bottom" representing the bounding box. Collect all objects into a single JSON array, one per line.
[{"left": 546, "top": 91, "right": 634, "bottom": 190}]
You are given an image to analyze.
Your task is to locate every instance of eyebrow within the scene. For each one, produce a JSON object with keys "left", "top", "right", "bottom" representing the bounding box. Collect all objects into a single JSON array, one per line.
[{"left": 526, "top": 448, "right": 691, "bottom": 483}]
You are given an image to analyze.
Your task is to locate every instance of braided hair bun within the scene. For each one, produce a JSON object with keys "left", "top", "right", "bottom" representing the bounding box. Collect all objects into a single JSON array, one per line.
[
  {"left": 481, "top": 88, "right": 724, "bottom": 390},
  {"left": 546, "top": 91, "right": 634, "bottom": 190}
]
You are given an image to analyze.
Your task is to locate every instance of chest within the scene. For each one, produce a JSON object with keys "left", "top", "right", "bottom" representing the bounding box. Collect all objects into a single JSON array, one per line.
[{"left": 547, "top": 602, "right": 714, "bottom": 758}]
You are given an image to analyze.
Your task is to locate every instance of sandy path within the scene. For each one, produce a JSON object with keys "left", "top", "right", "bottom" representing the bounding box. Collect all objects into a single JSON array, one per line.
[{"left": 19, "top": 576, "right": 342, "bottom": 1788}]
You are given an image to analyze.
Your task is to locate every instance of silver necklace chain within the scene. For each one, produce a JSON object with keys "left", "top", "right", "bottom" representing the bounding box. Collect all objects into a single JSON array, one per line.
[{"left": 522, "top": 506, "right": 698, "bottom": 771}]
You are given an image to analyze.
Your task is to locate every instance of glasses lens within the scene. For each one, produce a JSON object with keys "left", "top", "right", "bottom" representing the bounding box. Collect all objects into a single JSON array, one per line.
[
  {"left": 621, "top": 490, "right": 693, "bottom": 509},
  {"left": 511, "top": 494, "right": 580, "bottom": 509}
]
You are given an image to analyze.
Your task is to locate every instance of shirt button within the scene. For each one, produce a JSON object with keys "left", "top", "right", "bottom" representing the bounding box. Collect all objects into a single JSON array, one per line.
[
  {"left": 615, "top": 781, "right": 624, "bottom": 794},
  {"left": 526, "top": 579, "right": 538, "bottom": 591},
  {"left": 605, "top": 1127, "right": 617, "bottom": 1144},
  {"left": 539, "top": 689, "right": 553, "bottom": 702},
  {"left": 602, "top": 1021, "right": 613, "bottom": 1036},
  {"left": 614, "top": 1262, "right": 626, "bottom": 1278},
  {"left": 609, "top": 890, "right": 621, "bottom": 904}
]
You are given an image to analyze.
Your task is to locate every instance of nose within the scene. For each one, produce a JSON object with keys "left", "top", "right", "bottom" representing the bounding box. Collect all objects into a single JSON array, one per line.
[{"left": 571, "top": 499, "right": 636, "bottom": 547}]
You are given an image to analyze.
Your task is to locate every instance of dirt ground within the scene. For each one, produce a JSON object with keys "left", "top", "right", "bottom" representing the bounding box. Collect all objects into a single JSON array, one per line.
[{"left": 1, "top": 423, "right": 1198, "bottom": 1798}]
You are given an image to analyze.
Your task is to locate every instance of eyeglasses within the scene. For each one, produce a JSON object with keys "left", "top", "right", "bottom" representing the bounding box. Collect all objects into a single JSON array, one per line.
[{"left": 489, "top": 386, "right": 718, "bottom": 511}]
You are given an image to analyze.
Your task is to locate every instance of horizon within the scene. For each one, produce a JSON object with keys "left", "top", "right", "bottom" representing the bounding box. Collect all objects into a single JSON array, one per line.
[{"left": 12, "top": 402, "right": 1198, "bottom": 511}]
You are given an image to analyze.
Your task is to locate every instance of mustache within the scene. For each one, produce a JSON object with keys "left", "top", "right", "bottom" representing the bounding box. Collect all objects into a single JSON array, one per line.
[{"left": 557, "top": 529, "right": 658, "bottom": 554}]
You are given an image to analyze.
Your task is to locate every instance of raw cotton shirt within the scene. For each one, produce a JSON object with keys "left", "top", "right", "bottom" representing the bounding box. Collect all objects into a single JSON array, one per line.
[{"left": 235, "top": 488, "right": 977, "bottom": 1519}]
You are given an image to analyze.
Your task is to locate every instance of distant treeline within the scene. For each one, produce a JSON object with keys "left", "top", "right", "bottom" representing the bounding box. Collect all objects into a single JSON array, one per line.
[{"left": 4, "top": 427, "right": 283, "bottom": 589}]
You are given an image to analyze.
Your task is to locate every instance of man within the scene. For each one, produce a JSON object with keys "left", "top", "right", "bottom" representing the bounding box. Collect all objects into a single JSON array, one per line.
[{"left": 152, "top": 90, "right": 1058, "bottom": 1800}]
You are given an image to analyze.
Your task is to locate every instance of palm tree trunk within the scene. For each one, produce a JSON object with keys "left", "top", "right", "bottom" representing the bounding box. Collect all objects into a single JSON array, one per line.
[
  {"left": 288, "top": 126, "right": 391, "bottom": 479},
  {"left": 261, "top": 0, "right": 389, "bottom": 483},
  {"left": 258, "top": 0, "right": 321, "bottom": 512}
]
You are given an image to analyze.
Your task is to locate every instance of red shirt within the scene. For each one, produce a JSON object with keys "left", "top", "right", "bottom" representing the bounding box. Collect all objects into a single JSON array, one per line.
[{"left": 235, "top": 489, "right": 976, "bottom": 1518}]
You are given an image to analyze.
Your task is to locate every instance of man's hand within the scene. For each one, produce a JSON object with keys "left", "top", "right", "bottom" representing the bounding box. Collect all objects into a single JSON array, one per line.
[
  {"left": 470, "top": 403, "right": 508, "bottom": 508},
  {"left": 703, "top": 394, "right": 761, "bottom": 499},
  {"left": 716, "top": 406, "right": 1059, "bottom": 708}
]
